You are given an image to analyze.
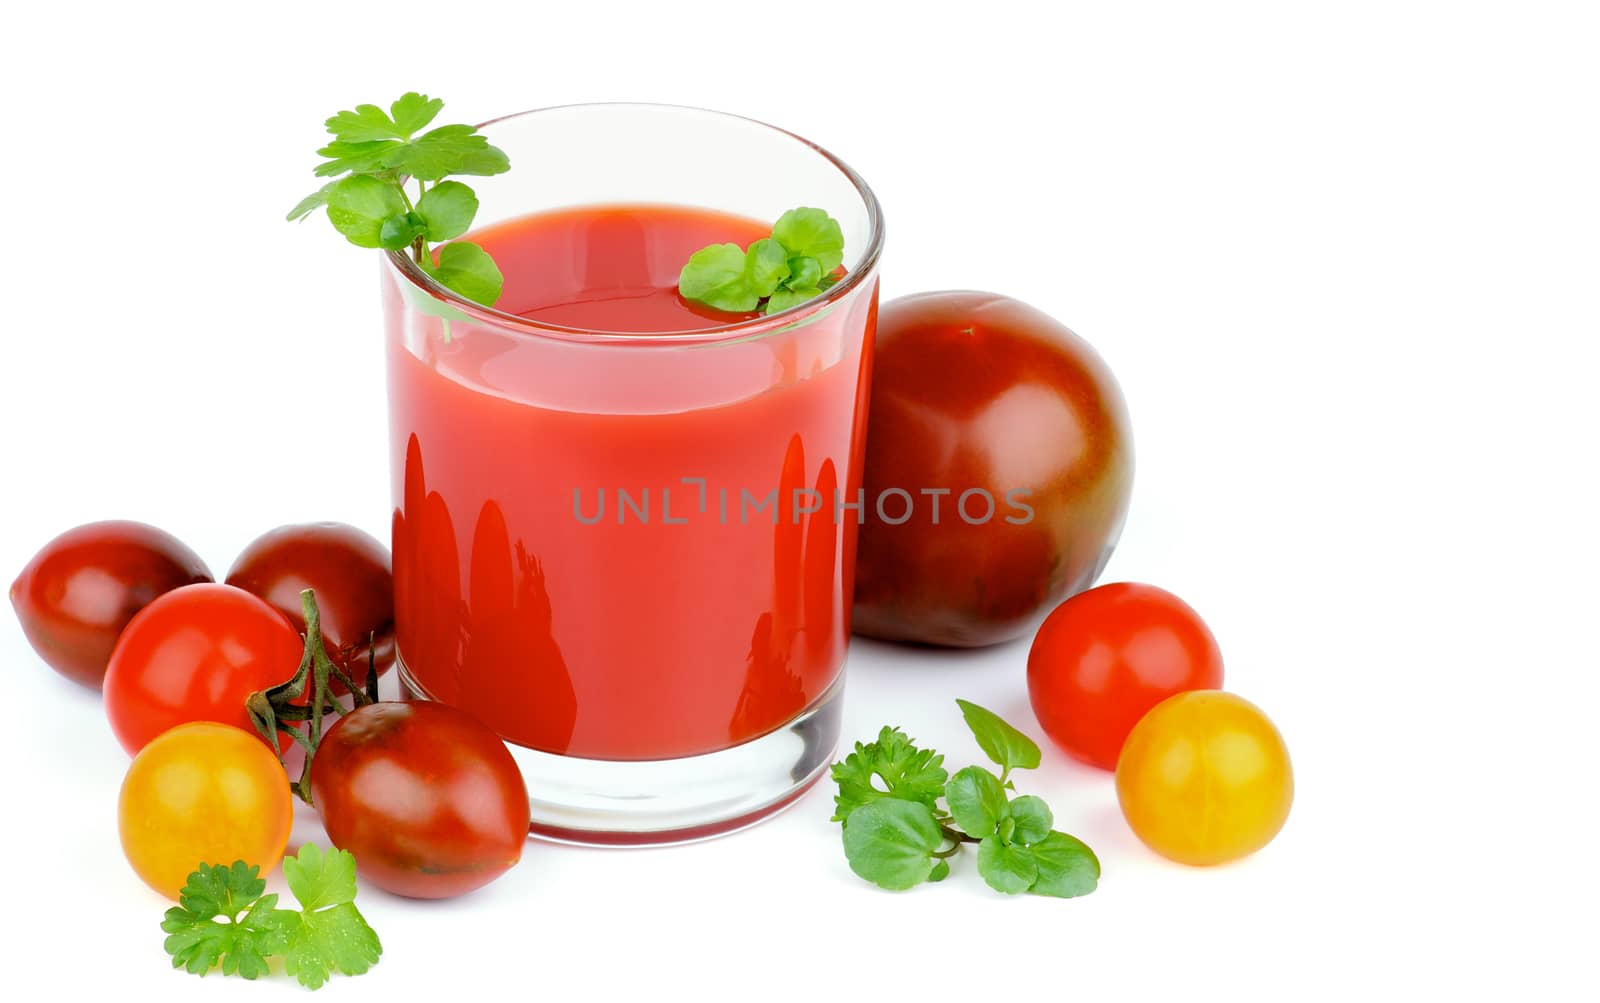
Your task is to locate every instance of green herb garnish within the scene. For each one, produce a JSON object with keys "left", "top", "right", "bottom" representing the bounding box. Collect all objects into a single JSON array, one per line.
[
  {"left": 678, "top": 207, "right": 845, "bottom": 315},
  {"left": 830, "top": 700, "right": 1100, "bottom": 897},
  {"left": 161, "top": 845, "right": 382, "bottom": 990},
  {"left": 289, "top": 92, "right": 509, "bottom": 307}
]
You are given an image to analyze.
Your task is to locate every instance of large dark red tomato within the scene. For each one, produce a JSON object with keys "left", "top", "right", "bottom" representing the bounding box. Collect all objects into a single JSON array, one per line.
[
  {"left": 226, "top": 522, "right": 394, "bottom": 693},
  {"left": 852, "top": 291, "right": 1133, "bottom": 647},
  {"left": 310, "top": 701, "right": 529, "bottom": 899},
  {"left": 10, "top": 521, "right": 213, "bottom": 688},
  {"left": 1028, "top": 582, "right": 1224, "bottom": 770}
]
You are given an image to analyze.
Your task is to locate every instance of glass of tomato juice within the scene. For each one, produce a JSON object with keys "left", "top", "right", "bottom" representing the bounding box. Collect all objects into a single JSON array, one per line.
[{"left": 382, "top": 104, "right": 883, "bottom": 844}]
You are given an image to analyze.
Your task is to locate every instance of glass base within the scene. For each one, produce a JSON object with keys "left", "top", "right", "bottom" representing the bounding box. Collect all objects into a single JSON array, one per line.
[{"left": 397, "top": 657, "right": 843, "bottom": 846}]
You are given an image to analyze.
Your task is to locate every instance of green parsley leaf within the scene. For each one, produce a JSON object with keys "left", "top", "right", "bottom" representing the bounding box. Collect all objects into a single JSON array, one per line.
[
  {"left": 280, "top": 845, "right": 383, "bottom": 990},
  {"left": 314, "top": 138, "right": 405, "bottom": 178},
  {"left": 830, "top": 725, "right": 948, "bottom": 823},
  {"left": 287, "top": 181, "right": 339, "bottom": 222},
  {"left": 324, "top": 92, "right": 442, "bottom": 142},
  {"left": 379, "top": 212, "right": 428, "bottom": 251},
  {"left": 416, "top": 180, "right": 480, "bottom": 241},
  {"left": 160, "top": 848, "right": 382, "bottom": 989},
  {"left": 956, "top": 698, "right": 1042, "bottom": 777},
  {"left": 325, "top": 175, "right": 408, "bottom": 249},
  {"left": 392, "top": 124, "right": 511, "bottom": 181},
  {"left": 1009, "top": 795, "right": 1053, "bottom": 845},
  {"left": 1024, "top": 831, "right": 1100, "bottom": 899},
  {"left": 421, "top": 240, "right": 504, "bottom": 306},
  {"left": 977, "top": 836, "right": 1039, "bottom": 894},
  {"left": 389, "top": 92, "right": 445, "bottom": 138},
  {"left": 841, "top": 799, "right": 944, "bottom": 890},
  {"left": 772, "top": 207, "right": 845, "bottom": 274},
  {"left": 160, "top": 862, "right": 298, "bottom": 980},
  {"left": 679, "top": 243, "right": 758, "bottom": 312},
  {"left": 944, "top": 765, "right": 1010, "bottom": 838}
]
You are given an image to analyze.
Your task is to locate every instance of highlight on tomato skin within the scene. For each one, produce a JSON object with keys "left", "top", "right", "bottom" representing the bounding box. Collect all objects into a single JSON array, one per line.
[
  {"left": 1115, "top": 690, "right": 1294, "bottom": 867},
  {"left": 102, "top": 583, "right": 305, "bottom": 756},
  {"left": 310, "top": 700, "right": 530, "bottom": 900},
  {"left": 1027, "top": 582, "right": 1225, "bottom": 771},
  {"left": 226, "top": 521, "right": 395, "bottom": 695},
  {"left": 9, "top": 520, "right": 212, "bottom": 689}
]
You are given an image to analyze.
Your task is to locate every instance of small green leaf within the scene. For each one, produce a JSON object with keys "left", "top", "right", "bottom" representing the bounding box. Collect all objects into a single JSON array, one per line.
[
  {"left": 841, "top": 799, "right": 943, "bottom": 891},
  {"left": 389, "top": 92, "right": 444, "bottom": 138},
  {"left": 325, "top": 175, "right": 408, "bottom": 248},
  {"left": 785, "top": 255, "right": 823, "bottom": 290},
  {"left": 955, "top": 699, "right": 1042, "bottom": 775},
  {"left": 314, "top": 138, "right": 404, "bottom": 178},
  {"left": 765, "top": 286, "right": 822, "bottom": 315},
  {"left": 282, "top": 844, "right": 358, "bottom": 911},
  {"left": 743, "top": 238, "right": 791, "bottom": 298},
  {"left": 325, "top": 102, "right": 406, "bottom": 142},
  {"left": 977, "top": 836, "right": 1039, "bottom": 894},
  {"left": 830, "top": 726, "right": 948, "bottom": 822},
  {"left": 1009, "top": 795, "right": 1054, "bottom": 845},
  {"left": 161, "top": 861, "right": 299, "bottom": 980},
  {"left": 929, "top": 858, "right": 951, "bottom": 882},
  {"left": 944, "top": 765, "right": 1009, "bottom": 839},
  {"left": 379, "top": 212, "right": 426, "bottom": 250},
  {"left": 423, "top": 241, "right": 503, "bottom": 306},
  {"left": 1025, "top": 831, "right": 1101, "bottom": 899},
  {"left": 416, "top": 181, "right": 480, "bottom": 241},
  {"left": 772, "top": 206, "right": 845, "bottom": 273},
  {"left": 287, "top": 182, "right": 339, "bottom": 222},
  {"left": 392, "top": 124, "right": 511, "bottom": 181},
  {"left": 678, "top": 242, "right": 758, "bottom": 312},
  {"left": 283, "top": 903, "right": 383, "bottom": 990}
]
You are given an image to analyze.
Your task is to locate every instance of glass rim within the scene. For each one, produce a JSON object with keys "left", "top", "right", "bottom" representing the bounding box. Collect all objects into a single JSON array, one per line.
[{"left": 384, "top": 101, "right": 885, "bottom": 346}]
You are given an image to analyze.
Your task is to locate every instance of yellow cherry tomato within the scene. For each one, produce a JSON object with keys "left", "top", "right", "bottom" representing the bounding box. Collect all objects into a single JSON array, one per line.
[
  {"left": 118, "top": 722, "right": 293, "bottom": 899},
  {"left": 1115, "top": 690, "right": 1292, "bottom": 866}
]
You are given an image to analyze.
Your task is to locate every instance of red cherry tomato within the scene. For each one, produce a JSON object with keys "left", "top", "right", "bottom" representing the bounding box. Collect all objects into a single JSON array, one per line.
[
  {"left": 1027, "top": 582, "right": 1224, "bottom": 770},
  {"left": 103, "top": 583, "right": 304, "bottom": 755},
  {"left": 311, "top": 701, "right": 529, "bottom": 899},
  {"left": 10, "top": 521, "right": 212, "bottom": 688},
  {"left": 853, "top": 291, "right": 1134, "bottom": 647},
  {"left": 226, "top": 522, "right": 394, "bottom": 694}
]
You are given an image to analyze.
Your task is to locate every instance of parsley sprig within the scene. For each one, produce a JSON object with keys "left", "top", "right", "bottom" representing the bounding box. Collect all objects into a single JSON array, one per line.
[
  {"left": 161, "top": 846, "right": 382, "bottom": 990},
  {"left": 679, "top": 207, "right": 845, "bottom": 315},
  {"left": 289, "top": 92, "right": 509, "bottom": 306},
  {"left": 831, "top": 700, "right": 1100, "bottom": 897}
]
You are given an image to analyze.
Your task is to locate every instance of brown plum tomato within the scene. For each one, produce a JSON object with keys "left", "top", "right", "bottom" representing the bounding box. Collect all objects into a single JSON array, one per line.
[
  {"left": 10, "top": 521, "right": 212, "bottom": 688},
  {"left": 103, "top": 583, "right": 304, "bottom": 755},
  {"left": 310, "top": 701, "right": 529, "bottom": 899},
  {"left": 1028, "top": 582, "right": 1224, "bottom": 770},
  {"left": 226, "top": 522, "right": 394, "bottom": 694},
  {"left": 852, "top": 292, "right": 1134, "bottom": 647}
]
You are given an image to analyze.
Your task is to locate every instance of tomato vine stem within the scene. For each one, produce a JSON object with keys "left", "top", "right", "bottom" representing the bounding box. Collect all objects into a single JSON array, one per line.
[{"left": 246, "top": 588, "right": 377, "bottom": 805}]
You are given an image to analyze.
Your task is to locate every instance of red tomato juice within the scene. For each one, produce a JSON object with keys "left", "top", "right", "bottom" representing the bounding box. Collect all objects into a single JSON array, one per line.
[{"left": 385, "top": 204, "right": 875, "bottom": 760}]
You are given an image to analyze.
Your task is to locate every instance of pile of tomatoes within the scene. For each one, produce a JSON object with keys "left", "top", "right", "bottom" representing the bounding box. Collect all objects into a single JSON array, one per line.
[
  {"left": 852, "top": 292, "right": 1293, "bottom": 867},
  {"left": 11, "top": 520, "right": 530, "bottom": 900}
]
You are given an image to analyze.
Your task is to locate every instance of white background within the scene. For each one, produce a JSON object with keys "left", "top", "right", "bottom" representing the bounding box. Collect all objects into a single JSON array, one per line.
[{"left": 2, "top": 1, "right": 1597, "bottom": 999}]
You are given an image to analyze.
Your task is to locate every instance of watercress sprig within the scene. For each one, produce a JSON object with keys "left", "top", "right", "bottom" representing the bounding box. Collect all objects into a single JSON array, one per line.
[
  {"left": 678, "top": 207, "right": 845, "bottom": 315},
  {"left": 288, "top": 92, "right": 510, "bottom": 307},
  {"left": 830, "top": 700, "right": 1100, "bottom": 897}
]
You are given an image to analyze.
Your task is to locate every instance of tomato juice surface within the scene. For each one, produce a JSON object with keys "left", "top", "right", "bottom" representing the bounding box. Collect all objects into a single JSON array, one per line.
[{"left": 386, "top": 204, "right": 875, "bottom": 761}]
